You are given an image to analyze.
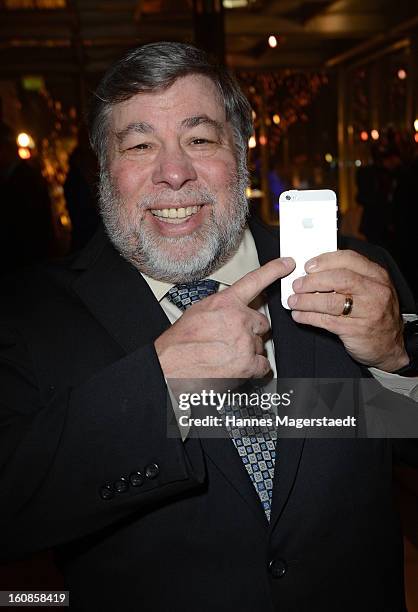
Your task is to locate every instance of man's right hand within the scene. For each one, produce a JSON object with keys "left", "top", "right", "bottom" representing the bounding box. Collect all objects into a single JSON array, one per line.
[{"left": 154, "top": 257, "right": 295, "bottom": 379}]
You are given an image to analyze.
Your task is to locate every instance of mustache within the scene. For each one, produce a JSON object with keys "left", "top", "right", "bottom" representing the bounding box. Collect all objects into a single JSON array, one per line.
[{"left": 137, "top": 187, "right": 217, "bottom": 210}]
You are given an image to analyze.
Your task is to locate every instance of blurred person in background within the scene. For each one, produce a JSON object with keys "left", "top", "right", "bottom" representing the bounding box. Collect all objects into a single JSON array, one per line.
[
  {"left": 0, "top": 120, "right": 54, "bottom": 274},
  {"left": 64, "top": 125, "right": 99, "bottom": 252},
  {"left": 392, "top": 150, "right": 418, "bottom": 304},
  {"left": 356, "top": 140, "right": 402, "bottom": 251}
]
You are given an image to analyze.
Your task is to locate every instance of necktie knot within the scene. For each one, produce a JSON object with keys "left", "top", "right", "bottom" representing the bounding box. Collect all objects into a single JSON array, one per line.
[{"left": 167, "top": 279, "right": 219, "bottom": 311}]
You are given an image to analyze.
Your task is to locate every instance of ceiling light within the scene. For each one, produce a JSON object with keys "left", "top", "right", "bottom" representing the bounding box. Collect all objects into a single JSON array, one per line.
[
  {"left": 268, "top": 35, "right": 278, "bottom": 49},
  {"left": 223, "top": 0, "right": 248, "bottom": 8}
]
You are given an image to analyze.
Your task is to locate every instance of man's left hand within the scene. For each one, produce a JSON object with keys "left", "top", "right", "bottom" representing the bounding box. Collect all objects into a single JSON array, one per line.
[{"left": 287, "top": 250, "right": 409, "bottom": 373}]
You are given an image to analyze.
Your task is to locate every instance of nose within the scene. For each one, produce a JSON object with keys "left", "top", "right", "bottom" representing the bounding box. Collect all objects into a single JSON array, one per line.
[{"left": 151, "top": 144, "right": 198, "bottom": 190}]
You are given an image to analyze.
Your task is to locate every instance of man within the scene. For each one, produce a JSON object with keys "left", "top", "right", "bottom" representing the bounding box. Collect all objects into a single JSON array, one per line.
[
  {"left": 0, "top": 120, "right": 54, "bottom": 274},
  {"left": 1, "top": 42, "right": 417, "bottom": 611}
]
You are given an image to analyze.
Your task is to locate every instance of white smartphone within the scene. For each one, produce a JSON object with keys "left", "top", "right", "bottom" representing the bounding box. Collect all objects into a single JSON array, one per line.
[{"left": 279, "top": 189, "right": 338, "bottom": 309}]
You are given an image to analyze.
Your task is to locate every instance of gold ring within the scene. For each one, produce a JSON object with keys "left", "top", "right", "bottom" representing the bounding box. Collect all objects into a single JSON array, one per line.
[{"left": 341, "top": 295, "right": 353, "bottom": 316}]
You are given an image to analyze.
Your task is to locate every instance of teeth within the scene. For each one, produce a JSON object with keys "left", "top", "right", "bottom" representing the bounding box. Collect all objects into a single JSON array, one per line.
[{"left": 151, "top": 205, "right": 201, "bottom": 220}]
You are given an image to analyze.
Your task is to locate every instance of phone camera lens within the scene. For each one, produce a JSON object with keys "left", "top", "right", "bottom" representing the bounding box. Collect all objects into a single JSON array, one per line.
[{"left": 285, "top": 195, "right": 291, "bottom": 200}]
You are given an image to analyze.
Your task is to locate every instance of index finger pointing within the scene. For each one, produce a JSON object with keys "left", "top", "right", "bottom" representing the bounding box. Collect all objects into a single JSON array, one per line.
[{"left": 230, "top": 257, "right": 295, "bottom": 305}]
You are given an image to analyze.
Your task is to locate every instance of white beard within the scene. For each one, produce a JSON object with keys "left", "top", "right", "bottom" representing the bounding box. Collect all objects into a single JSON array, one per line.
[{"left": 99, "top": 167, "right": 249, "bottom": 284}]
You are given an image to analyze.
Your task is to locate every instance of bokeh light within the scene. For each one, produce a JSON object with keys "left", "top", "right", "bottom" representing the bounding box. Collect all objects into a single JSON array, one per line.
[{"left": 18, "top": 147, "right": 31, "bottom": 159}]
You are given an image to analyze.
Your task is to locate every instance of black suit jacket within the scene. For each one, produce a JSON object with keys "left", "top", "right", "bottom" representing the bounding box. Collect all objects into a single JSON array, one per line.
[{"left": 0, "top": 217, "right": 416, "bottom": 611}]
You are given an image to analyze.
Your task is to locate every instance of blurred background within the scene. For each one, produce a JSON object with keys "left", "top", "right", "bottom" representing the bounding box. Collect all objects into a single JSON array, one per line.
[
  {"left": 1, "top": 0, "right": 418, "bottom": 296},
  {"left": 0, "top": 0, "right": 418, "bottom": 607}
]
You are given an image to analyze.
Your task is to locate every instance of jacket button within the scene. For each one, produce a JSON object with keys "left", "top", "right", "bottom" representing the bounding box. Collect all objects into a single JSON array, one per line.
[
  {"left": 129, "top": 471, "right": 144, "bottom": 487},
  {"left": 99, "top": 484, "right": 114, "bottom": 500},
  {"left": 114, "top": 477, "right": 128, "bottom": 493},
  {"left": 268, "top": 558, "right": 287, "bottom": 578},
  {"left": 145, "top": 463, "right": 159, "bottom": 479}
]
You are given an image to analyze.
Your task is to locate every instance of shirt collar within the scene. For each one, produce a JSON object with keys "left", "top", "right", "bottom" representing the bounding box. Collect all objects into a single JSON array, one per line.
[{"left": 141, "top": 226, "right": 260, "bottom": 302}]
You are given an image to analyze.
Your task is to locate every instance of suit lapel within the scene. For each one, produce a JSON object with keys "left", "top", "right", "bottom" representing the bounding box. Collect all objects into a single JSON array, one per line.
[
  {"left": 71, "top": 226, "right": 170, "bottom": 353},
  {"left": 249, "top": 217, "right": 313, "bottom": 529},
  {"left": 268, "top": 303, "right": 311, "bottom": 531},
  {"left": 199, "top": 436, "right": 270, "bottom": 529}
]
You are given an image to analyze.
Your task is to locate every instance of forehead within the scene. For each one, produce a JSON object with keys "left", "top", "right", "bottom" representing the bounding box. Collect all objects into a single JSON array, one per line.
[{"left": 110, "top": 74, "right": 226, "bottom": 132}]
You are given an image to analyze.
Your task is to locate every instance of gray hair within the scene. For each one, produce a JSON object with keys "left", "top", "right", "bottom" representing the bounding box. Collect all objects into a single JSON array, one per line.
[{"left": 87, "top": 41, "right": 253, "bottom": 172}]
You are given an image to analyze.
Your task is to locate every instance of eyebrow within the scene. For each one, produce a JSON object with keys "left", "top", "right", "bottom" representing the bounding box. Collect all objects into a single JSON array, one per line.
[
  {"left": 180, "top": 115, "right": 224, "bottom": 136},
  {"left": 115, "top": 121, "right": 154, "bottom": 143},
  {"left": 115, "top": 115, "right": 225, "bottom": 144}
]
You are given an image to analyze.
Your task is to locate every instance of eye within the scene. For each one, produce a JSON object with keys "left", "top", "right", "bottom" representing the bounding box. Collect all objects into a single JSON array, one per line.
[
  {"left": 128, "top": 143, "right": 151, "bottom": 151},
  {"left": 190, "top": 138, "right": 212, "bottom": 145}
]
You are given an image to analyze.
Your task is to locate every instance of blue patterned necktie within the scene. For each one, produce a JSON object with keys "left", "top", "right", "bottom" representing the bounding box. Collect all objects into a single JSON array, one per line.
[
  {"left": 166, "top": 280, "right": 277, "bottom": 521},
  {"left": 222, "top": 398, "right": 277, "bottom": 521},
  {"left": 167, "top": 279, "right": 219, "bottom": 310}
]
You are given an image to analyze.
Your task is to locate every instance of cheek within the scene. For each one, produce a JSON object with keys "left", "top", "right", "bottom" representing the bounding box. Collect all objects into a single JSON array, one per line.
[
  {"left": 110, "top": 161, "right": 148, "bottom": 203},
  {"left": 195, "top": 157, "right": 238, "bottom": 196}
]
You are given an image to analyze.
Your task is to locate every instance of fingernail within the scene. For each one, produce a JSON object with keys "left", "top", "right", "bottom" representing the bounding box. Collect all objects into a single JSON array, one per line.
[
  {"left": 305, "top": 259, "right": 318, "bottom": 272},
  {"left": 281, "top": 257, "right": 295, "bottom": 267},
  {"left": 293, "top": 278, "right": 303, "bottom": 291},
  {"left": 287, "top": 294, "right": 298, "bottom": 307},
  {"left": 291, "top": 310, "right": 301, "bottom": 322}
]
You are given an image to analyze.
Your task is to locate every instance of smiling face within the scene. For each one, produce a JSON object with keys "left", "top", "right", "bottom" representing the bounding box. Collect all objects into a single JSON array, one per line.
[{"left": 100, "top": 74, "right": 249, "bottom": 283}]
